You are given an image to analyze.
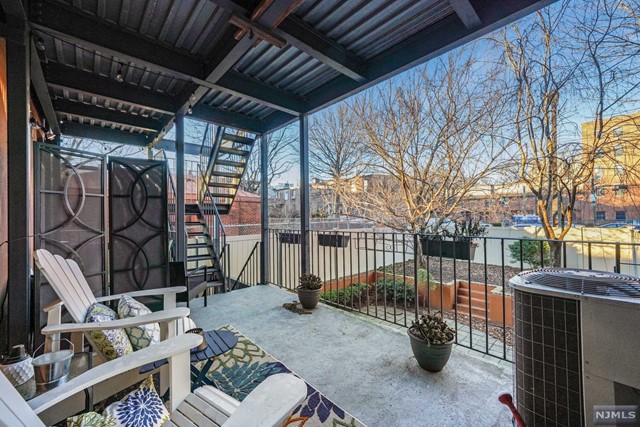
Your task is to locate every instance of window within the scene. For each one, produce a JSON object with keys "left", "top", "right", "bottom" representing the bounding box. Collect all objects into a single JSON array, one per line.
[
  {"left": 616, "top": 211, "right": 626, "bottom": 221},
  {"left": 284, "top": 191, "right": 289, "bottom": 201},
  {"left": 291, "top": 190, "right": 296, "bottom": 200},
  {"left": 615, "top": 164, "right": 624, "bottom": 177},
  {"left": 614, "top": 145, "right": 624, "bottom": 158},
  {"left": 613, "top": 127, "right": 624, "bottom": 138},
  {"left": 594, "top": 166, "right": 604, "bottom": 182},
  {"left": 596, "top": 211, "right": 606, "bottom": 221}
]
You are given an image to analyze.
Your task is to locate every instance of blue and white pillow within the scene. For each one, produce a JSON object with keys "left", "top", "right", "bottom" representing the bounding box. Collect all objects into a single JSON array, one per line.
[
  {"left": 86, "top": 303, "right": 133, "bottom": 360},
  {"left": 117, "top": 295, "right": 160, "bottom": 351},
  {"left": 104, "top": 376, "right": 169, "bottom": 427}
]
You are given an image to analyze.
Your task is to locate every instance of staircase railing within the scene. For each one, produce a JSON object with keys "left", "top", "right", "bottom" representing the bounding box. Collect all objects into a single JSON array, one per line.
[
  {"left": 155, "top": 149, "right": 179, "bottom": 261},
  {"left": 197, "top": 164, "right": 228, "bottom": 276},
  {"left": 233, "top": 241, "right": 261, "bottom": 289}
]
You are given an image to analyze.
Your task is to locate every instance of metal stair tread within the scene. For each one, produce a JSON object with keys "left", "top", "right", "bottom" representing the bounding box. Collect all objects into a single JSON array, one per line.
[
  {"left": 211, "top": 171, "right": 243, "bottom": 179},
  {"left": 215, "top": 159, "right": 246, "bottom": 168},
  {"left": 207, "top": 182, "right": 239, "bottom": 189},
  {"left": 222, "top": 133, "right": 254, "bottom": 145},
  {"left": 218, "top": 146, "right": 250, "bottom": 156},
  {"left": 187, "top": 254, "right": 215, "bottom": 262}
]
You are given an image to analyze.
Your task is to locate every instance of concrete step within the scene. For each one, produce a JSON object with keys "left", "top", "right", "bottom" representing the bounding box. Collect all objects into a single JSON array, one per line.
[
  {"left": 457, "top": 287, "right": 487, "bottom": 298},
  {"left": 456, "top": 295, "right": 489, "bottom": 311}
]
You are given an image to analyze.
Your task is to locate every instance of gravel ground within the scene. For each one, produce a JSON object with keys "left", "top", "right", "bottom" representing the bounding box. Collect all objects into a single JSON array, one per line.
[{"left": 382, "top": 257, "right": 522, "bottom": 287}]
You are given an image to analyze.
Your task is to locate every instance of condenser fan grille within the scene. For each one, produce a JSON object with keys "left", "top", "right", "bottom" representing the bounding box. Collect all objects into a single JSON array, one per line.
[{"left": 518, "top": 268, "right": 640, "bottom": 298}]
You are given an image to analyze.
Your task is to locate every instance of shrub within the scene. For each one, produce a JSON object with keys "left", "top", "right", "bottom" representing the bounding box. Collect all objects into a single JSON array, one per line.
[
  {"left": 508, "top": 238, "right": 551, "bottom": 268},
  {"left": 298, "top": 273, "right": 322, "bottom": 290},
  {"left": 375, "top": 278, "right": 416, "bottom": 304},
  {"left": 321, "top": 282, "right": 369, "bottom": 307},
  {"left": 409, "top": 312, "right": 455, "bottom": 345}
]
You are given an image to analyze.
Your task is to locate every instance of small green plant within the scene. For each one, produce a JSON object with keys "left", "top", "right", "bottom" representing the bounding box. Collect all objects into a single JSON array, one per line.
[
  {"left": 508, "top": 238, "right": 551, "bottom": 268},
  {"left": 376, "top": 278, "right": 416, "bottom": 304},
  {"left": 298, "top": 273, "right": 322, "bottom": 290},
  {"left": 417, "top": 268, "right": 436, "bottom": 291},
  {"left": 409, "top": 312, "right": 455, "bottom": 345},
  {"left": 442, "top": 220, "right": 488, "bottom": 241},
  {"left": 321, "top": 282, "right": 369, "bottom": 306}
]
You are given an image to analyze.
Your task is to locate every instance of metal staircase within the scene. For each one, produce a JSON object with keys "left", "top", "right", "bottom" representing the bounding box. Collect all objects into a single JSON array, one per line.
[
  {"left": 181, "top": 124, "right": 257, "bottom": 298},
  {"left": 201, "top": 128, "right": 255, "bottom": 215}
]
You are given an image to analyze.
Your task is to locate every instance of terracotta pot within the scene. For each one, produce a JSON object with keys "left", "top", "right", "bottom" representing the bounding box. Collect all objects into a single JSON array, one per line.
[
  {"left": 407, "top": 329, "right": 453, "bottom": 372},
  {"left": 297, "top": 287, "right": 321, "bottom": 309}
]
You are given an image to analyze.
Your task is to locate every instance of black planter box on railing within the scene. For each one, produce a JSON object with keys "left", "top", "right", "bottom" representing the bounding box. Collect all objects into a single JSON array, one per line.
[
  {"left": 279, "top": 232, "right": 301, "bottom": 244},
  {"left": 318, "top": 233, "right": 350, "bottom": 248},
  {"left": 420, "top": 237, "right": 477, "bottom": 260}
]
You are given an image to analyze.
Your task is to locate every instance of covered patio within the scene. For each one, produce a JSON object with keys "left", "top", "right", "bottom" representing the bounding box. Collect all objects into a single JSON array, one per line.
[
  {"left": 0, "top": 0, "right": 555, "bottom": 425},
  {"left": 190, "top": 285, "right": 512, "bottom": 426}
]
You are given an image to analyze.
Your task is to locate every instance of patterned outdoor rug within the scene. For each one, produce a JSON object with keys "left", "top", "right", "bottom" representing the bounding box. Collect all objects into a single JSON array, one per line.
[{"left": 197, "top": 326, "right": 367, "bottom": 427}]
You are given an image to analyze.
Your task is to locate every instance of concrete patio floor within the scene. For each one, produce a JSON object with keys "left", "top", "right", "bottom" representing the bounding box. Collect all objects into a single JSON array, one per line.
[{"left": 189, "top": 285, "right": 513, "bottom": 427}]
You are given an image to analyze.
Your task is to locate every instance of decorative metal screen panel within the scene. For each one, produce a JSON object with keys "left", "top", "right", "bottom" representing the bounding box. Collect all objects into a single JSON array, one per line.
[
  {"left": 108, "top": 158, "right": 168, "bottom": 294},
  {"left": 35, "top": 144, "right": 107, "bottom": 333}
]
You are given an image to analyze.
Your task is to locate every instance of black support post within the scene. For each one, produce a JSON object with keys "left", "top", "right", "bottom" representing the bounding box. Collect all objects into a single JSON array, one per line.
[
  {"left": 175, "top": 114, "right": 186, "bottom": 263},
  {"left": 299, "top": 115, "right": 310, "bottom": 274},
  {"left": 6, "top": 17, "right": 32, "bottom": 350},
  {"left": 260, "top": 134, "right": 269, "bottom": 284}
]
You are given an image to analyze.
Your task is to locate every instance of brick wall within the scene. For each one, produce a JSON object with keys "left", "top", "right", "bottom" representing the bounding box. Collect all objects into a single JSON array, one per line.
[{"left": 221, "top": 189, "right": 261, "bottom": 236}]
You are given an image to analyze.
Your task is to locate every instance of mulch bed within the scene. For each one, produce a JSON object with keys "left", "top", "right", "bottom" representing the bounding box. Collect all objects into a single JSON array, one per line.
[
  {"left": 440, "top": 309, "right": 514, "bottom": 347},
  {"left": 381, "top": 257, "right": 522, "bottom": 288}
]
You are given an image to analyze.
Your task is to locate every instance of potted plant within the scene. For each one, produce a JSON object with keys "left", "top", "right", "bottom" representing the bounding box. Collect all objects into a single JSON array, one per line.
[
  {"left": 407, "top": 312, "right": 455, "bottom": 372},
  {"left": 420, "top": 220, "right": 486, "bottom": 260},
  {"left": 297, "top": 273, "right": 323, "bottom": 309},
  {"left": 318, "top": 232, "right": 350, "bottom": 247},
  {"left": 279, "top": 231, "right": 301, "bottom": 244}
]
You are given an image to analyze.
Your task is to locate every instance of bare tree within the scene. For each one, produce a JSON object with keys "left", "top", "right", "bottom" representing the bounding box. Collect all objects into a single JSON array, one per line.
[
  {"left": 240, "top": 128, "right": 296, "bottom": 194},
  {"left": 495, "top": 0, "right": 640, "bottom": 265},
  {"left": 341, "top": 47, "right": 512, "bottom": 234},
  {"left": 304, "top": 104, "right": 366, "bottom": 215},
  {"left": 63, "top": 137, "right": 145, "bottom": 157}
]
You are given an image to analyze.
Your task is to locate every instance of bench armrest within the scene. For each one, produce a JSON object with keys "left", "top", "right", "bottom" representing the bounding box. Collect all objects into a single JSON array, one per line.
[
  {"left": 41, "top": 307, "right": 189, "bottom": 335},
  {"left": 29, "top": 334, "right": 201, "bottom": 414}
]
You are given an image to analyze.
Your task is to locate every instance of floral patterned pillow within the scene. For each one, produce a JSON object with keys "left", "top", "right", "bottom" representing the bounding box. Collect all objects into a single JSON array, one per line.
[
  {"left": 85, "top": 303, "right": 133, "bottom": 360},
  {"left": 104, "top": 376, "right": 170, "bottom": 427},
  {"left": 117, "top": 295, "right": 160, "bottom": 351}
]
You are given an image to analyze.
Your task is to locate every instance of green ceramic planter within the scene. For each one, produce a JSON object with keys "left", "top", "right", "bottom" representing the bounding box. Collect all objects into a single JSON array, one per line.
[
  {"left": 408, "top": 329, "right": 453, "bottom": 372},
  {"left": 297, "top": 287, "right": 321, "bottom": 309}
]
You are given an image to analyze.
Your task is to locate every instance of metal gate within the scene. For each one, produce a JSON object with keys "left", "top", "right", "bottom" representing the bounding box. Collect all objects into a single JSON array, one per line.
[
  {"left": 34, "top": 144, "right": 107, "bottom": 334},
  {"left": 108, "top": 158, "right": 168, "bottom": 295}
]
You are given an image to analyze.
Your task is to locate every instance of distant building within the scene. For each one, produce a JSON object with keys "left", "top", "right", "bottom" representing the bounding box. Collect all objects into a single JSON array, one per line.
[
  {"left": 459, "top": 182, "right": 537, "bottom": 224},
  {"left": 270, "top": 182, "right": 300, "bottom": 218},
  {"left": 577, "top": 112, "right": 640, "bottom": 225}
]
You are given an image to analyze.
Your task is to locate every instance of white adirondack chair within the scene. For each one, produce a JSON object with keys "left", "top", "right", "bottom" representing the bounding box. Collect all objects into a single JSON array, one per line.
[
  {"left": 34, "top": 249, "right": 189, "bottom": 358},
  {"left": 0, "top": 334, "right": 308, "bottom": 427}
]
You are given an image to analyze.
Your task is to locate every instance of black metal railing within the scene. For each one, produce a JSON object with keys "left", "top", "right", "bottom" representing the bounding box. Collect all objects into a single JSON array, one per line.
[
  {"left": 265, "top": 228, "right": 640, "bottom": 361},
  {"left": 197, "top": 165, "right": 228, "bottom": 264},
  {"left": 233, "top": 241, "right": 261, "bottom": 289},
  {"left": 155, "top": 149, "right": 178, "bottom": 261}
]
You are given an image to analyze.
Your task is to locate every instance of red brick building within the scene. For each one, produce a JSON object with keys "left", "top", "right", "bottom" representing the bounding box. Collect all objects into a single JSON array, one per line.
[{"left": 221, "top": 189, "right": 261, "bottom": 236}]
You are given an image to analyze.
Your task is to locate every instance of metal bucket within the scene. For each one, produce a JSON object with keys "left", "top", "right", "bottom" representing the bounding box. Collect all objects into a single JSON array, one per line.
[{"left": 32, "top": 339, "right": 74, "bottom": 389}]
